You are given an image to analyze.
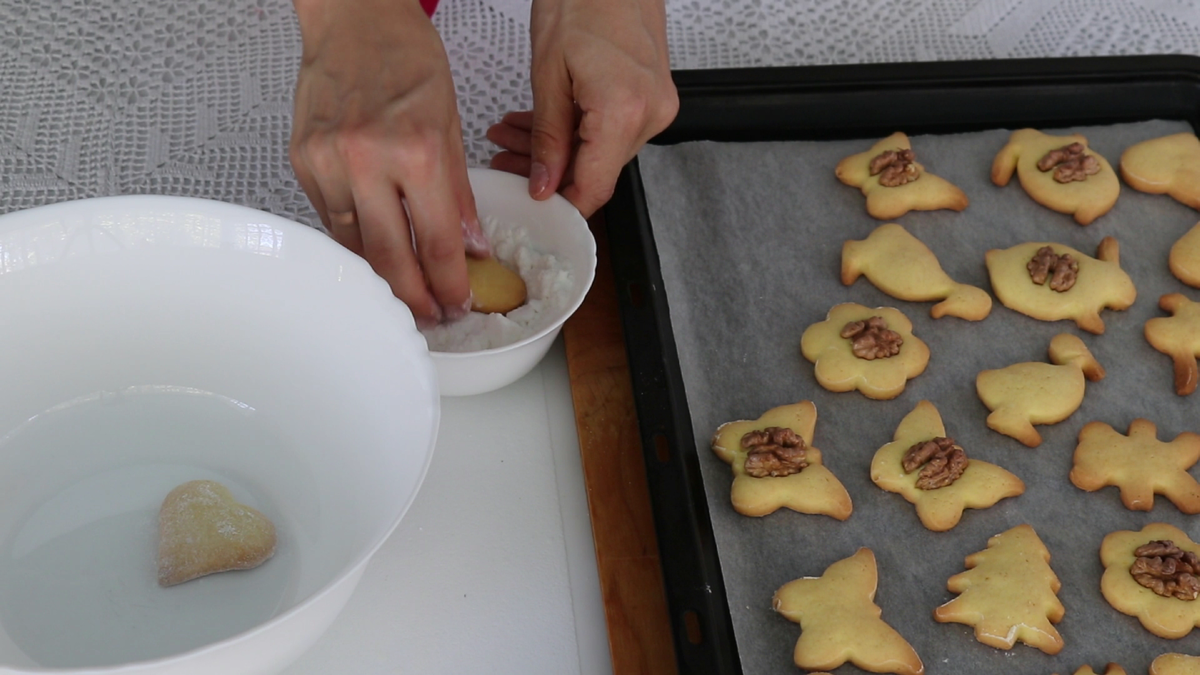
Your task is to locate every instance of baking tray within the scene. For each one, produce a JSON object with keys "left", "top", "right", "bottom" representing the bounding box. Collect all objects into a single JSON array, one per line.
[{"left": 601, "top": 55, "right": 1200, "bottom": 675}]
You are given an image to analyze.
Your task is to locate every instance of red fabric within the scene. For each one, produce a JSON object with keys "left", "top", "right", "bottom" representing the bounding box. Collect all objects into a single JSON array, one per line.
[{"left": 421, "top": 0, "right": 439, "bottom": 16}]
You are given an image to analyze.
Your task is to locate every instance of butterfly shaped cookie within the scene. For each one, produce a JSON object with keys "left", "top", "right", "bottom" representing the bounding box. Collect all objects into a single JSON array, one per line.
[
  {"left": 835, "top": 132, "right": 969, "bottom": 220},
  {"left": 870, "top": 400, "right": 1024, "bottom": 531},
  {"left": 773, "top": 548, "right": 924, "bottom": 675},
  {"left": 710, "top": 401, "right": 853, "bottom": 519}
]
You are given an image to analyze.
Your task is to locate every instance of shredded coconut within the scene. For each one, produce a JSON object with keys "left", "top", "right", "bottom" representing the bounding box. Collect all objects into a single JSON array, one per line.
[{"left": 421, "top": 216, "right": 574, "bottom": 352}]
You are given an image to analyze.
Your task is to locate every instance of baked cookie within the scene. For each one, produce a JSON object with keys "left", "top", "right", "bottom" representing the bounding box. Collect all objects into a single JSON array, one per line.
[
  {"left": 870, "top": 400, "right": 1024, "bottom": 532},
  {"left": 842, "top": 223, "right": 992, "bottom": 321},
  {"left": 1170, "top": 221, "right": 1200, "bottom": 288},
  {"left": 975, "top": 333, "right": 1105, "bottom": 447},
  {"left": 710, "top": 401, "right": 853, "bottom": 519},
  {"left": 1145, "top": 293, "right": 1200, "bottom": 396},
  {"left": 1070, "top": 418, "right": 1200, "bottom": 513},
  {"left": 835, "top": 132, "right": 969, "bottom": 220},
  {"left": 773, "top": 548, "right": 924, "bottom": 675},
  {"left": 1056, "top": 666, "right": 1126, "bottom": 675},
  {"left": 1100, "top": 523, "right": 1200, "bottom": 639},
  {"left": 157, "top": 479, "right": 277, "bottom": 587},
  {"left": 1120, "top": 132, "right": 1200, "bottom": 210},
  {"left": 1151, "top": 653, "right": 1200, "bottom": 675},
  {"left": 991, "top": 128, "right": 1120, "bottom": 225},
  {"left": 934, "top": 524, "right": 1065, "bottom": 654},
  {"left": 467, "top": 256, "right": 527, "bottom": 314},
  {"left": 985, "top": 237, "right": 1136, "bottom": 334},
  {"left": 800, "top": 303, "right": 930, "bottom": 400}
]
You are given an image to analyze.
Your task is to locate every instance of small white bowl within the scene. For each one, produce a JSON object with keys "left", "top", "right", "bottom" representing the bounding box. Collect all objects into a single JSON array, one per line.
[
  {"left": 0, "top": 196, "right": 439, "bottom": 674},
  {"left": 428, "top": 169, "right": 597, "bottom": 397}
]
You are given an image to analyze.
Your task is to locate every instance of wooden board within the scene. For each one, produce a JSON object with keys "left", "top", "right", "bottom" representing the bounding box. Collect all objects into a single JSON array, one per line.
[{"left": 563, "top": 213, "right": 679, "bottom": 675}]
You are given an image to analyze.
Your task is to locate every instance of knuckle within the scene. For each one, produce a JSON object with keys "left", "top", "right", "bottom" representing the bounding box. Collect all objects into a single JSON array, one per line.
[{"left": 419, "top": 231, "right": 463, "bottom": 266}]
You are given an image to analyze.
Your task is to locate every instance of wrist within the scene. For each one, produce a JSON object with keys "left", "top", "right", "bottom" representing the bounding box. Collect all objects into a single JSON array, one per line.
[{"left": 293, "top": 0, "right": 431, "bottom": 57}]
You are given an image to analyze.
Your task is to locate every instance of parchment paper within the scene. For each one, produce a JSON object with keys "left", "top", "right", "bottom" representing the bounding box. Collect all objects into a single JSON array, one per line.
[{"left": 637, "top": 119, "right": 1200, "bottom": 675}]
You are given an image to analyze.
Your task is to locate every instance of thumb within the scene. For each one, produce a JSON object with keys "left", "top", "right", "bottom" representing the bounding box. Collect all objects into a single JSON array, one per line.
[{"left": 529, "top": 60, "right": 575, "bottom": 200}]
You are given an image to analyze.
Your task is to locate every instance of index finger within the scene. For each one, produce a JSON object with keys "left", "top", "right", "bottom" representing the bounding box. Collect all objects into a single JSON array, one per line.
[{"left": 559, "top": 107, "right": 642, "bottom": 217}]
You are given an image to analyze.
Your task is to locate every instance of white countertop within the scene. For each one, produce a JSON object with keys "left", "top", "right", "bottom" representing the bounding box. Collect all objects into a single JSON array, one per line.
[{"left": 282, "top": 337, "right": 613, "bottom": 675}]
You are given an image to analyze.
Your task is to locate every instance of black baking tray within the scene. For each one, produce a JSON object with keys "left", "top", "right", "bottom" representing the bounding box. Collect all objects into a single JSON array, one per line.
[{"left": 601, "top": 55, "right": 1200, "bottom": 675}]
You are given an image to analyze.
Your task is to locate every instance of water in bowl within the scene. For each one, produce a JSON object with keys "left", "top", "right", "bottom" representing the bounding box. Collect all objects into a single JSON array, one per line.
[{"left": 0, "top": 389, "right": 307, "bottom": 668}]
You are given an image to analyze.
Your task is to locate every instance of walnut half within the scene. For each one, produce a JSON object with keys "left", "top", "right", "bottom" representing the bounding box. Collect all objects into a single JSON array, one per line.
[
  {"left": 1026, "top": 246, "right": 1079, "bottom": 292},
  {"left": 840, "top": 316, "right": 903, "bottom": 360},
  {"left": 1037, "top": 142, "right": 1101, "bottom": 183},
  {"left": 1131, "top": 540, "right": 1200, "bottom": 601},
  {"left": 868, "top": 148, "right": 921, "bottom": 187},
  {"left": 901, "top": 436, "right": 968, "bottom": 489},
  {"left": 741, "top": 426, "right": 808, "bottom": 478}
]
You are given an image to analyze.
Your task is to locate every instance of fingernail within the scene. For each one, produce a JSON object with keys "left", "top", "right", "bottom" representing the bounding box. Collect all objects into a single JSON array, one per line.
[
  {"left": 529, "top": 162, "right": 550, "bottom": 198},
  {"left": 415, "top": 301, "right": 443, "bottom": 330},
  {"left": 444, "top": 294, "right": 473, "bottom": 321},
  {"left": 462, "top": 219, "right": 491, "bottom": 256}
]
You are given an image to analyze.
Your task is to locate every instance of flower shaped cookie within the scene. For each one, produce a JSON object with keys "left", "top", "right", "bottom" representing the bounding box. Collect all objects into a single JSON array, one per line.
[
  {"left": 800, "top": 303, "right": 930, "bottom": 400},
  {"left": 871, "top": 400, "right": 1024, "bottom": 531},
  {"left": 1070, "top": 418, "right": 1200, "bottom": 513},
  {"left": 835, "top": 132, "right": 969, "bottom": 220},
  {"left": 1100, "top": 523, "right": 1200, "bottom": 639},
  {"left": 711, "top": 401, "right": 852, "bottom": 518}
]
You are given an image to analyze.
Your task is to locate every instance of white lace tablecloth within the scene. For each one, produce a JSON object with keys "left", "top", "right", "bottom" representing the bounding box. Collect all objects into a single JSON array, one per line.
[{"left": 1, "top": 0, "right": 1198, "bottom": 225}]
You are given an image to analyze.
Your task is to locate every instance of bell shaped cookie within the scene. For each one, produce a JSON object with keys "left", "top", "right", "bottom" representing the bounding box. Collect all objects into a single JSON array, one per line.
[
  {"left": 986, "top": 237, "right": 1136, "bottom": 334},
  {"left": 842, "top": 223, "right": 992, "bottom": 320},
  {"left": 992, "top": 128, "right": 1119, "bottom": 225},
  {"left": 710, "top": 401, "right": 852, "bottom": 519},
  {"left": 800, "top": 303, "right": 930, "bottom": 400},
  {"left": 836, "top": 132, "right": 968, "bottom": 220},
  {"left": 976, "top": 333, "right": 1104, "bottom": 447},
  {"left": 1120, "top": 132, "right": 1200, "bottom": 210},
  {"left": 871, "top": 401, "right": 1024, "bottom": 531},
  {"left": 773, "top": 548, "right": 924, "bottom": 675}
]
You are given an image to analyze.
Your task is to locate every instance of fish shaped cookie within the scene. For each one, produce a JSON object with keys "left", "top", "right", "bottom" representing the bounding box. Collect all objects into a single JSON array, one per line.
[
  {"left": 836, "top": 132, "right": 968, "bottom": 220},
  {"left": 976, "top": 333, "right": 1105, "bottom": 447},
  {"left": 992, "top": 128, "right": 1120, "bottom": 225},
  {"left": 985, "top": 237, "right": 1136, "bottom": 334},
  {"left": 842, "top": 223, "right": 992, "bottom": 320}
]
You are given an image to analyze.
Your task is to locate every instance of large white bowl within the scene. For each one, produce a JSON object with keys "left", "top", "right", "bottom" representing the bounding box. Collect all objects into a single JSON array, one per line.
[
  {"left": 430, "top": 169, "right": 597, "bottom": 396},
  {"left": 0, "top": 196, "right": 439, "bottom": 674}
]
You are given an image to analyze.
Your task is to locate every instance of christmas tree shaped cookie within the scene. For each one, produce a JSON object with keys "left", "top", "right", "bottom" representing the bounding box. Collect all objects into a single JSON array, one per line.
[
  {"left": 773, "top": 548, "right": 924, "bottom": 675},
  {"left": 1070, "top": 418, "right": 1200, "bottom": 513},
  {"left": 934, "top": 524, "right": 1065, "bottom": 654},
  {"left": 870, "top": 400, "right": 1024, "bottom": 531},
  {"left": 710, "top": 401, "right": 853, "bottom": 519}
]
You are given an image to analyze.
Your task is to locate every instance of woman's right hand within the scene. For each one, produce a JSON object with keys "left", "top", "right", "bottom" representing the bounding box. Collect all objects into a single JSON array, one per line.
[{"left": 290, "top": 0, "right": 488, "bottom": 327}]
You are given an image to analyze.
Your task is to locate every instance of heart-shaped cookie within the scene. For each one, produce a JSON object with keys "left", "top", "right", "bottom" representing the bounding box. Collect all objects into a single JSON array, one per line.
[{"left": 157, "top": 479, "right": 277, "bottom": 587}]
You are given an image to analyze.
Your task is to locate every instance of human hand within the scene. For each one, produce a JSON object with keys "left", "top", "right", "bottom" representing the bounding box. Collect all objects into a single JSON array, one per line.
[
  {"left": 486, "top": 0, "right": 678, "bottom": 217},
  {"left": 290, "top": 0, "right": 488, "bottom": 326}
]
